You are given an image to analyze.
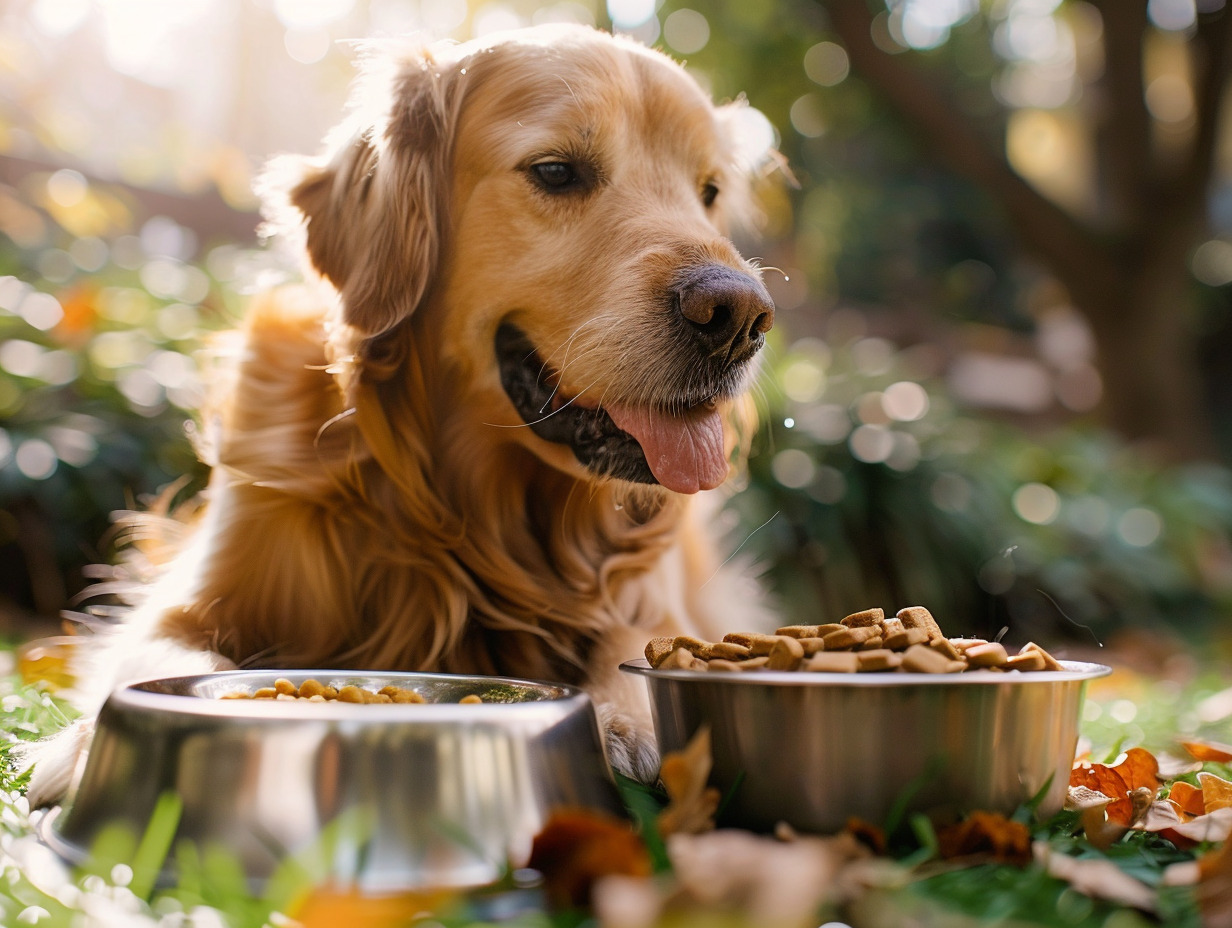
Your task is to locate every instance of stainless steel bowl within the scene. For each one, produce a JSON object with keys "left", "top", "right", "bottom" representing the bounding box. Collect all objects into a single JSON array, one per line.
[
  {"left": 42, "top": 670, "right": 623, "bottom": 892},
  {"left": 622, "top": 658, "right": 1111, "bottom": 833}
]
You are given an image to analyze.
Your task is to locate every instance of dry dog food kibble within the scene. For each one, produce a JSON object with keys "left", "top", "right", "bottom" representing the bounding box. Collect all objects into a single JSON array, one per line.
[
  {"left": 645, "top": 606, "right": 1064, "bottom": 675},
  {"left": 220, "top": 678, "right": 483, "bottom": 704}
]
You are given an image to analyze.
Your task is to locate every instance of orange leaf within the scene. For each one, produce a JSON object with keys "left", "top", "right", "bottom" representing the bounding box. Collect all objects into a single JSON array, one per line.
[
  {"left": 528, "top": 809, "right": 651, "bottom": 909},
  {"left": 656, "top": 727, "right": 720, "bottom": 837},
  {"left": 293, "top": 886, "right": 457, "bottom": 927},
  {"left": 936, "top": 811, "right": 1032, "bottom": 866},
  {"left": 1070, "top": 748, "right": 1162, "bottom": 826},
  {"left": 1170, "top": 781, "right": 1207, "bottom": 819},
  {"left": 1198, "top": 838, "right": 1232, "bottom": 927},
  {"left": 1182, "top": 740, "right": 1232, "bottom": 764},
  {"left": 1163, "top": 807, "right": 1232, "bottom": 848},
  {"left": 845, "top": 817, "right": 887, "bottom": 855},
  {"left": 1201, "top": 772, "right": 1232, "bottom": 812}
]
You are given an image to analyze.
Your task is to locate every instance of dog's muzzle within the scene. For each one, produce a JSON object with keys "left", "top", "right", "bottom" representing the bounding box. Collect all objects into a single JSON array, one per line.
[
  {"left": 494, "top": 265, "right": 774, "bottom": 494},
  {"left": 495, "top": 323, "right": 656, "bottom": 486}
]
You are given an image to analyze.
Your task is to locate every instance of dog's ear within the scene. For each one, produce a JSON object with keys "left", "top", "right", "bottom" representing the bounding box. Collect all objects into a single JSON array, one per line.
[{"left": 273, "top": 52, "right": 460, "bottom": 336}]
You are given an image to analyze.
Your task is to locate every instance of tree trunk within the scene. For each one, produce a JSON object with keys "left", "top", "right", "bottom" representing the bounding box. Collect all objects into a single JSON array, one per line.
[
  {"left": 1082, "top": 259, "right": 1214, "bottom": 460},
  {"left": 821, "top": 0, "right": 1225, "bottom": 462}
]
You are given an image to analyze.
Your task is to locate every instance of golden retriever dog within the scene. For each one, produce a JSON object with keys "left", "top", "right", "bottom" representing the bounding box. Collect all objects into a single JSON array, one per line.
[{"left": 24, "top": 23, "right": 774, "bottom": 804}]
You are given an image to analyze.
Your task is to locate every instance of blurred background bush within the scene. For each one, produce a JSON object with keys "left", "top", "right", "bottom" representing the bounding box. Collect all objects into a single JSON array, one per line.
[{"left": 2, "top": 0, "right": 1231, "bottom": 654}]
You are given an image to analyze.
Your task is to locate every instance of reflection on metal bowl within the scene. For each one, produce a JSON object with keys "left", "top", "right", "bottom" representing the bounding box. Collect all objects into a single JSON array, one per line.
[
  {"left": 622, "top": 658, "right": 1111, "bottom": 833},
  {"left": 42, "top": 670, "right": 623, "bottom": 892}
]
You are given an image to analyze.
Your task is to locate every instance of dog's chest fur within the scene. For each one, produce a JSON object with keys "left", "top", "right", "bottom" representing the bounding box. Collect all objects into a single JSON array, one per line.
[{"left": 161, "top": 288, "right": 701, "bottom": 686}]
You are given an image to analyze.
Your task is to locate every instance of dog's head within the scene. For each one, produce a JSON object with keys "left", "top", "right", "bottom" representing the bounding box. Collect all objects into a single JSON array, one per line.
[{"left": 273, "top": 24, "right": 775, "bottom": 496}]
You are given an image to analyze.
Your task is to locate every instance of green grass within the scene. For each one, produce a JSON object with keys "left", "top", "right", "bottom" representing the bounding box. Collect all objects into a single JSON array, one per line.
[{"left": 0, "top": 645, "right": 1226, "bottom": 928}]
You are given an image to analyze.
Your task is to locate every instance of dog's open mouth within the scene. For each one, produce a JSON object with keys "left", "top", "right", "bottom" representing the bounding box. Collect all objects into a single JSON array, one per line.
[{"left": 495, "top": 323, "right": 729, "bottom": 494}]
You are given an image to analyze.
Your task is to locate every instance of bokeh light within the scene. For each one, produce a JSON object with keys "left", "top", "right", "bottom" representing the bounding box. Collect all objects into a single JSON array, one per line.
[
  {"left": 1013, "top": 482, "right": 1060, "bottom": 524},
  {"left": 882, "top": 381, "right": 929, "bottom": 421},
  {"left": 771, "top": 449, "right": 816, "bottom": 489},
  {"left": 1193, "top": 239, "right": 1232, "bottom": 286},
  {"left": 663, "top": 9, "right": 709, "bottom": 54},
  {"left": 1118, "top": 507, "right": 1163, "bottom": 547},
  {"left": 607, "top": 0, "right": 654, "bottom": 29},
  {"left": 803, "top": 41, "right": 850, "bottom": 87}
]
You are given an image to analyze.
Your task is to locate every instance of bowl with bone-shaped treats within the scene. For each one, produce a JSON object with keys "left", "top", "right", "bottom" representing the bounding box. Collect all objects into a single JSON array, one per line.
[{"left": 621, "top": 606, "right": 1110, "bottom": 834}]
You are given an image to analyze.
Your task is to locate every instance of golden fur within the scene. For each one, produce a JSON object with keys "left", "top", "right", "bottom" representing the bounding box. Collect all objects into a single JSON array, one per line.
[{"left": 25, "top": 24, "right": 773, "bottom": 803}]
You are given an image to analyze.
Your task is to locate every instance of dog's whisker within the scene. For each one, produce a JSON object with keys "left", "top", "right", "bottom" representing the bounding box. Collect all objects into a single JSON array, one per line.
[
  {"left": 699, "top": 510, "right": 780, "bottom": 590},
  {"left": 535, "top": 314, "right": 622, "bottom": 412},
  {"left": 484, "top": 377, "right": 602, "bottom": 429}
]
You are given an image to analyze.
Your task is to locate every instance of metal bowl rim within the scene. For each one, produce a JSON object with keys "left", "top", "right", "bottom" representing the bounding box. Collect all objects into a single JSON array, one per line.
[
  {"left": 620, "top": 657, "right": 1111, "bottom": 686},
  {"left": 108, "top": 669, "right": 588, "bottom": 721}
]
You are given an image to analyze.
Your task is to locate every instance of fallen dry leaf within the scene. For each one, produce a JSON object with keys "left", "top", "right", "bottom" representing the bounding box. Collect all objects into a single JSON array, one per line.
[
  {"left": 656, "top": 727, "right": 721, "bottom": 837},
  {"left": 1157, "top": 752, "right": 1205, "bottom": 779},
  {"left": 1033, "top": 841, "right": 1157, "bottom": 913},
  {"left": 1202, "top": 772, "right": 1232, "bottom": 812},
  {"left": 1163, "top": 806, "right": 1232, "bottom": 845},
  {"left": 936, "top": 811, "right": 1032, "bottom": 866},
  {"left": 1081, "top": 805, "right": 1128, "bottom": 851},
  {"left": 1198, "top": 838, "right": 1232, "bottom": 928},
  {"left": 659, "top": 828, "right": 872, "bottom": 928},
  {"left": 1067, "top": 785, "right": 1114, "bottom": 811},
  {"left": 1137, "top": 799, "right": 1185, "bottom": 831},
  {"left": 528, "top": 809, "right": 651, "bottom": 909},
  {"left": 844, "top": 817, "right": 888, "bottom": 855},
  {"left": 292, "top": 885, "right": 458, "bottom": 927},
  {"left": 1070, "top": 747, "right": 1162, "bottom": 826},
  {"left": 1169, "top": 781, "right": 1207, "bottom": 819},
  {"left": 1182, "top": 739, "right": 1232, "bottom": 764}
]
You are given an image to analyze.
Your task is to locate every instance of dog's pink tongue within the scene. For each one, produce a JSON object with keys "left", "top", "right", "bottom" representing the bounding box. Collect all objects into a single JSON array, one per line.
[{"left": 605, "top": 403, "right": 728, "bottom": 494}]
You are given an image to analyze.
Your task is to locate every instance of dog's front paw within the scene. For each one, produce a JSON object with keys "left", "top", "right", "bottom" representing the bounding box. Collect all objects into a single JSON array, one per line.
[
  {"left": 20, "top": 716, "right": 96, "bottom": 808},
  {"left": 595, "top": 703, "right": 660, "bottom": 784}
]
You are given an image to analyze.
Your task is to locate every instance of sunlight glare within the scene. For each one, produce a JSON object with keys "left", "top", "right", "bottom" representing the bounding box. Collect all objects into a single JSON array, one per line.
[
  {"left": 274, "top": 0, "right": 354, "bottom": 29},
  {"left": 96, "top": 0, "right": 214, "bottom": 87},
  {"left": 608, "top": 0, "right": 656, "bottom": 29},
  {"left": 31, "top": 0, "right": 90, "bottom": 36},
  {"left": 727, "top": 106, "right": 778, "bottom": 171}
]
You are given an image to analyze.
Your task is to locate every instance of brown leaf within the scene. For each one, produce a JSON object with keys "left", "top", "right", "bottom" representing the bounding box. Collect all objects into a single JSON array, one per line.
[
  {"left": 936, "top": 811, "right": 1032, "bottom": 866},
  {"left": 661, "top": 829, "right": 871, "bottom": 927},
  {"left": 1070, "top": 748, "right": 1162, "bottom": 826},
  {"left": 528, "top": 809, "right": 651, "bottom": 909},
  {"left": 844, "top": 817, "right": 887, "bottom": 855},
  {"left": 1202, "top": 771, "right": 1232, "bottom": 812},
  {"left": 1133, "top": 799, "right": 1185, "bottom": 836},
  {"left": 1164, "top": 807, "right": 1232, "bottom": 845},
  {"left": 1182, "top": 739, "right": 1232, "bottom": 763},
  {"left": 1198, "top": 838, "right": 1232, "bottom": 928},
  {"left": 1066, "top": 785, "right": 1114, "bottom": 811},
  {"left": 1169, "top": 781, "right": 1207, "bottom": 819},
  {"left": 1034, "top": 842, "right": 1157, "bottom": 913},
  {"left": 1081, "top": 805, "right": 1128, "bottom": 851},
  {"left": 656, "top": 726, "right": 720, "bottom": 837},
  {"left": 1157, "top": 752, "right": 1205, "bottom": 779}
]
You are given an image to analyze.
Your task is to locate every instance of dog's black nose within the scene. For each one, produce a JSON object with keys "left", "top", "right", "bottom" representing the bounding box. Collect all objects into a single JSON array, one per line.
[{"left": 674, "top": 265, "right": 775, "bottom": 361}]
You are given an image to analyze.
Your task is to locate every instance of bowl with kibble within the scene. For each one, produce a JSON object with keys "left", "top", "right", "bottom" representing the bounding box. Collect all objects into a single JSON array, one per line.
[
  {"left": 41, "top": 670, "right": 624, "bottom": 892},
  {"left": 622, "top": 605, "right": 1110, "bottom": 834}
]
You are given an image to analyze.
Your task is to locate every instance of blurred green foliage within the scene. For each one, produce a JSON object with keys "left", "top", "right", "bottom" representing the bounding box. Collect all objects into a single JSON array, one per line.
[
  {"left": 734, "top": 331, "right": 1232, "bottom": 646},
  {"left": 3, "top": 1, "right": 1232, "bottom": 648},
  {"left": 0, "top": 180, "right": 253, "bottom": 618}
]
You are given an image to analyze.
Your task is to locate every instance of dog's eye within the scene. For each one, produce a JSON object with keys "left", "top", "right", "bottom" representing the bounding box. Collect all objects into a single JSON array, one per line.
[
  {"left": 531, "top": 161, "right": 580, "bottom": 191},
  {"left": 701, "top": 182, "right": 719, "bottom": 208}
]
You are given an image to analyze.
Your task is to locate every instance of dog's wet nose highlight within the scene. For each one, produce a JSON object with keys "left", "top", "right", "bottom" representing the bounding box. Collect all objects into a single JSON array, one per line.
[{"left": 674, "top": 265, "right": 775, "bottom": 359}]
